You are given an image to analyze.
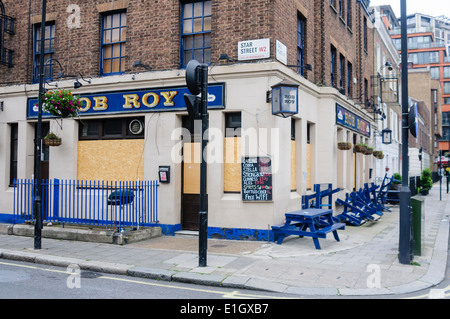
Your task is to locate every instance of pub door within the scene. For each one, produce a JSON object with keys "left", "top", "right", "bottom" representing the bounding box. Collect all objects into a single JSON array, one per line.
[
  {"left": 181, "top": 116, "right": 201, "bottom": 230},
  {"left": 35, "top": 122, "right": 50, "bottom": 219}
]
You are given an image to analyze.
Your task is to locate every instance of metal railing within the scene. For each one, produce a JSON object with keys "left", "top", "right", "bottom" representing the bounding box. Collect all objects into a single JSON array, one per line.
[{"left": 13, "top": 179, "right": 159, "bottom": 229}]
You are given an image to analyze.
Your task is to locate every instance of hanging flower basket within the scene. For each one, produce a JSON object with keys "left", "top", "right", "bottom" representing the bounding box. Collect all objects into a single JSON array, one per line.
[
  {"left": 337, "top": 141, "right": 353, "bottom": 150},
  {"left": 373, "top": 150, "right": 384, "bottom": 159},
  {"left": 354, "top": 143, "right": 367, "bottom": 153},
  {"left": 43, "top": 132, "right": 62, "bottom": 147},
  {"left": 364, "top": 147, "right": 374, "bottom": 155},
  {"left": 40, "top": 89, "right": 81, "bottom": 118}
]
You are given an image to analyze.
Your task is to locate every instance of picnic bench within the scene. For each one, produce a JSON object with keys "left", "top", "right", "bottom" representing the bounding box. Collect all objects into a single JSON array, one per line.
[
  {"left": 271, "top": 208, "right": 345, "bottom": 249},
  {"left": 334, "top": 191, "right": 382, "bottom": 226},
  {"left": 302, "top": 183, "right": 340, "bottom": 209},
  {"left": 334, "top": 174, "right": 394, "bottom": 226}
]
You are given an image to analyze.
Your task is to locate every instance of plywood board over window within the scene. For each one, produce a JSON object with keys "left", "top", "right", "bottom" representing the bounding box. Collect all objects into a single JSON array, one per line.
[
  {"left": 224, "top": 137, "right": 241, "bottom": 192},
  {"left": 77, "top": 139, "right": 144, "bottom": 182},
  {"left": 291, "top": 140, "right": 296, "bottom": 191},
  {"left": 224, "top": 112, "right": 242, "bottom": 193},
  {"left": 183, "top": 142, "right": 201, "bottom": 194}
]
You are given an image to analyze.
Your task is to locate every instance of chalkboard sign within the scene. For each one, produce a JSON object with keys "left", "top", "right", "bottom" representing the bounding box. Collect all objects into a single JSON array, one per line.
[{"left": 241, "top": 156, "right": 273, "bottom": 201}]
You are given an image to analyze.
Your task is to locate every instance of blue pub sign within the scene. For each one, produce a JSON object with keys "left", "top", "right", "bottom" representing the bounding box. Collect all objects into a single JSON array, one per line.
[
  {"left": 335, "top": 103, "right": 371, "bottom": 137},
  {"left": 27, "top": 83, "right": 225, "bottom": 119}
]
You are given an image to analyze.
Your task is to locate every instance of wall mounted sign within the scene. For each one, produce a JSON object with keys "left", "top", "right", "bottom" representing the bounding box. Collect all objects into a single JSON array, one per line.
[
  {"left": 27, "top": 83, "right": 225, "bottom": 119},
  {"left": 336, "top": 104, "right": 371, "bottom": 137},
  {"left": 238, "top": 38, "right": 270, "bottom": 61},
  {"left": 241, "top": 156, "right": 272, "bottom": 202},
  {"left": 158, "top": 166, "right": 170, "bottom": 183},
  {"left": 276, "top": 40, "right": 287, "bottom": 65}
]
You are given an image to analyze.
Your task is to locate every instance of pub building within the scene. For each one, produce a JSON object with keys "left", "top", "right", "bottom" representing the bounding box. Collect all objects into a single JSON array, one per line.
[{"left": 0, "top": 0, "right": 377, "bottom": 240}]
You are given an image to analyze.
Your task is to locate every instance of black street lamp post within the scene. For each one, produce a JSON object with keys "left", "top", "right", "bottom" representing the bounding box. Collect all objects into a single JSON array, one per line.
[
  {"left": 399, "top": 0, "right": 413, "bottom": 264},
  {"left": 34, "top": 0, "right": 47, "bottom": 250},
  {"left": 184, "top": 60, "right": 209, "bottom": 267}
]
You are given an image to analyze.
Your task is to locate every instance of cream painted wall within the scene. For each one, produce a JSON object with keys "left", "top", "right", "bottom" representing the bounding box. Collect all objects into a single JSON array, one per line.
[{"left": 0, "top": 62, "right": 376, "bottom": 229}]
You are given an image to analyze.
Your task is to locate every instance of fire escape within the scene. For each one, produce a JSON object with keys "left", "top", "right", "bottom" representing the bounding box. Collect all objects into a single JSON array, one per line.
[{"left": 0, "top": 1, "right": 15, "bottom": 67}]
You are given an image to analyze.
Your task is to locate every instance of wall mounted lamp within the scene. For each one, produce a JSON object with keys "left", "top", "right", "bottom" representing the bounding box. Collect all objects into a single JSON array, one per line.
[
  {"left": 133, "top": 60, "right": 153, "bottom": 70},
  {"left": 73, "top": 74, "right": 91, "bottom": 89},
  {"left": 286, "top": 63, "right": 313, "bottom": 71},
  {"left": 381, "top": 128, "right": 392, "bottom": 144},
  {"left": 268, "top": 80, "right": 299, "bottom": 118},
  {"left": 219, "top": 53, "right": 237, "bottom": 63},
  {"left": 375, "top": 128, "right": 392, "bottom": 144}
]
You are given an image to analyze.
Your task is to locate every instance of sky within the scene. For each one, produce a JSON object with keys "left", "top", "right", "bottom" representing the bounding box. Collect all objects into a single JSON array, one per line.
[{"left": 369, "top": 0, "right": 450, "bottom": 19}]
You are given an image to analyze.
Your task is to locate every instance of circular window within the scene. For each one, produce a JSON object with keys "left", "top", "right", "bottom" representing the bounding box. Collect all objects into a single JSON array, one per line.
[{"left": 129, "top": 119, "right": 144, "bottom": 135}]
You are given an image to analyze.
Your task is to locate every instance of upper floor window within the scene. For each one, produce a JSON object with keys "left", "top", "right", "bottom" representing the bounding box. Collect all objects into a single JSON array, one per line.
[
  {"left": 346, "top": 0, "right": 352, "bottom": 28},
  {"left": 444, "top": 82, "right": 450, "bottom": 94},
  {"left": 33, "top": 22, "right": 55, "bottom": 83},
  {"left": 331, "top": 45, "right": 337, "bottom": 87},
  {"left": 297, "top": 13, "right": 305, "bottom": 75},
  {"left": 443, "top": 66, "right": 450, "bottom": 78},
  {"left": 101, "top": 12, "right": 126, "bottom": 76},
  {"left": 347, "top": 61, "right": 353, "bottom": 96},
  {"left": 364, "top": 78, "right": 369, "bottom": 104},
  {"left": 339, "top": 54, "right": 345, "bottom": 89},
  {"left": 181, "top": 0, "right": 211, "bottom": 68},
  {"left": 363, "top": 16, "right": 368, "bottom": 51},
  {"left": 409, "top": 51, "right": 440, "bottom": 65}
]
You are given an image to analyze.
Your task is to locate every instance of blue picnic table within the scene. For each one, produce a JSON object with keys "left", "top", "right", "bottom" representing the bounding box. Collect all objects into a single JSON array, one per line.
[{"left": 272, "top": 208, "right": 345, "bottom": 249}]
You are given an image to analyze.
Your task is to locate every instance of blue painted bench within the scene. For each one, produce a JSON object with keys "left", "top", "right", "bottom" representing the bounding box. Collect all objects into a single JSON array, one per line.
[
  {"left": 271, "top": 208, "right": 345, "bottom": 249},
  {"left": 334, "top": 174, "right": 395, "bottom": 226},
  {"left": 302, "top": 184, "right": 340, "bottom": 209}
]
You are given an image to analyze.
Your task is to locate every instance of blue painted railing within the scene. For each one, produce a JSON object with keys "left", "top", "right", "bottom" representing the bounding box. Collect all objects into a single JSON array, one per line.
[{"left": 13, "top": 179, "right": 159, "bottom": 229}]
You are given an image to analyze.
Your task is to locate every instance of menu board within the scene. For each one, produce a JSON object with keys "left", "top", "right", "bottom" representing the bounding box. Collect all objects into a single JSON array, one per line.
[{"left": 241, "top": 156, "right": 273, "bottom": 201}]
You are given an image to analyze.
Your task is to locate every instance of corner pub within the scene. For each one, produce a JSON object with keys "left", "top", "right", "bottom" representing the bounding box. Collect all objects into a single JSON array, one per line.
[{"left": 0, "top": 0, "right": 377, "bottom": 241}]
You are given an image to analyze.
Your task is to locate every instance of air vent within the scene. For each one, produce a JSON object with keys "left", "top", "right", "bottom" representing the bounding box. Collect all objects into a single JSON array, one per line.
[{"left": 129, "top": 119, "right": 144, "bottom": 135}]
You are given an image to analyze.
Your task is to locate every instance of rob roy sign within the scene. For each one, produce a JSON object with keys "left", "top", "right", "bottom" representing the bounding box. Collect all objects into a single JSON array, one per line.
[
  {"left": 336, "top": 104, "right": 371, "bottom": 137},
  {"left": 27, "top": 84, "right": 225, "bottom": 119}
]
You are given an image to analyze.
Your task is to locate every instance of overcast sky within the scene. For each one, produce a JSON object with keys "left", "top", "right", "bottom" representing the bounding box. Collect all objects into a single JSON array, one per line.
[{"left": 369, "top": 0, "right": 450, "bottom": 19}]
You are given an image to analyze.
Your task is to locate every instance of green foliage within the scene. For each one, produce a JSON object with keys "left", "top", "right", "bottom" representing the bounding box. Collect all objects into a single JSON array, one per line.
[
  {"left": 44, "top": 132, "right": 59, "bottom": 140},
  {"left": 393, "top": 173, "right": 402, "bottom": 184},
  {"left": 420, "top": 168, "right": 433, "bottom": 190}
]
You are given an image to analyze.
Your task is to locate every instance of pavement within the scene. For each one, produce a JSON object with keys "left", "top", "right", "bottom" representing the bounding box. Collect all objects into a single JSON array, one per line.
[{"left": 0, "top": 182, "right": 449, "bottom": 297}]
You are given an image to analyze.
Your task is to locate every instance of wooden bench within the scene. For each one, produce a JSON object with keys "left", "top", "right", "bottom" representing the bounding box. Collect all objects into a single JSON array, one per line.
[
  {"left": 302, "top": 184, "right": 340, "bottom": 209},
  {"left": 271, "top": 209, "right": 345, "bottom": 249}
]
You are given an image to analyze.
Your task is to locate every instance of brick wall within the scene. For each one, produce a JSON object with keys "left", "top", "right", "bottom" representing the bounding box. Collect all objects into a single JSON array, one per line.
[{"left": 0, "top": 0, "right": 374, "bottom": 101}]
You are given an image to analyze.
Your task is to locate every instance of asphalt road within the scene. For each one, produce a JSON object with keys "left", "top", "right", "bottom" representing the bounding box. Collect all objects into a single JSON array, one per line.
[
  {"left": 0, "top": 259, "right": 292, "bottom": 300},
  {"left": 0, "top": 248, "right": 448, "bottom": 304}
]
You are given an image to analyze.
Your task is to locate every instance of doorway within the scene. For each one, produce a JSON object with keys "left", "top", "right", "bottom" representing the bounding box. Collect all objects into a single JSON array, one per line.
[
  {"left": 34, "top": 122, "right": 50, "bottom": 219},
  {"left": 181, "top": 116, "right": 204, "bottom": 230},
  {"left": 35, "top": 122, "right": 50, "bottom": 181}
]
